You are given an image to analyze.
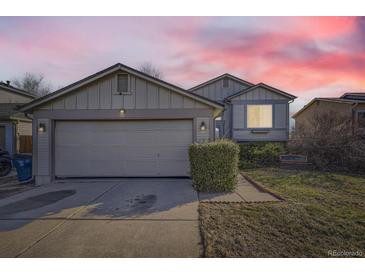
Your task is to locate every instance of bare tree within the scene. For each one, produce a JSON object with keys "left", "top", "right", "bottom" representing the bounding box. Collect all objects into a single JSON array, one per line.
[
  {"left": 138, "top": 62, "right": 163, "bottom": 79},
  {"left": 12, "top": 72, "right": 52, "bottom": 97},
  {"left": 290, "top": 111, "right": 365, "bottom": 172}
]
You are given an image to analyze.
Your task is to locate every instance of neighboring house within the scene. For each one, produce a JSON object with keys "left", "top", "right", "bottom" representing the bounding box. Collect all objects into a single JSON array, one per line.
[
  {"left": 189, "top": 74, "right": 297, "bottom": 142},
  {"left": 0, "top": 81, "right": 36, "bottom": 154},
  {"left": 19, "top": 63, "right": 223, "bottom": 185},
  {"left": 292, "top": 92, "right": 365, "bottom": 136}
]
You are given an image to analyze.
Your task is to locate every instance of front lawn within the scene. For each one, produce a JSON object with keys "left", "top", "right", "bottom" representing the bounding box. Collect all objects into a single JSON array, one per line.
[{"left": 199, "top": 168, "right": 365, "bottom": 257}]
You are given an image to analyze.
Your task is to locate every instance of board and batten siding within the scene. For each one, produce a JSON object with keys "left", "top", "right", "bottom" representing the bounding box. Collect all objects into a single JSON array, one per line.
[
  {"left": 38, "top": 74, "right": 209, "bottom": 111},
  {"left": 32, "top": 71, "right": 218, "bottom": 184},
  {"left": 190, "top": 77, "right": 251, "bottom": 138},
  {"left": 231, "top": 86, "right": 289, "bottom": 101},
  {"left": 191, "top": 77, "right": 251, "bottom": 103},
  {"left": 230, "top": 86, "right": 290, "bottom": 142}
]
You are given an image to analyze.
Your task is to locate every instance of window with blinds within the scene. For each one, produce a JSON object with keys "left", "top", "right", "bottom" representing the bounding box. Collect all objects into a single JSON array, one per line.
[{"left": 247, "top": 105, "right": 273, "bottom": 128}]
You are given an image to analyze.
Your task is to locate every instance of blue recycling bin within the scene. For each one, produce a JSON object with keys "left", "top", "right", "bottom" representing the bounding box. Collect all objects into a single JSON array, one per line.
[{"left": 12, "top": 154, "right": 32, "bottom": 182}]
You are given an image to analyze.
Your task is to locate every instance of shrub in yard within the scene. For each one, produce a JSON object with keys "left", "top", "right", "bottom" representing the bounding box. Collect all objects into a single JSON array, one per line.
[
  {"left": 251, "top": 143, "right": 285, "bottom": 166},
  {"left": 239, "top": 142, "right": 285, "bottom": 169},
  {"left": 189, "top": 139, "right": 240, "bottom": 192}
]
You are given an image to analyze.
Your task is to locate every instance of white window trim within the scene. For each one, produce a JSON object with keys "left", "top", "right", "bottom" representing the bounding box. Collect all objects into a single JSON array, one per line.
[
  {"left": 246, "top": 104, "right": 273, "bottom": 129},
  {"left": 115, "top": 73, "right": 131, "bottom": 95}
]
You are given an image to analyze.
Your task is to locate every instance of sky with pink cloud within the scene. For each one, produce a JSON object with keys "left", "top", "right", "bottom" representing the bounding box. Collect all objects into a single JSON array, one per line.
[{"left": 1, "top": 16, "right": 364, "bottom": 113}]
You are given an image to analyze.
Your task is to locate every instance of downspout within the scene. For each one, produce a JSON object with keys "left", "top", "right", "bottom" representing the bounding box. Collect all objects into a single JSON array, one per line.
[
  {"left": 288, "top": 98, "right": 295, "bottom": 140},
  {"left": 223, "top": 99, "right": 232, "bottom": 139}
]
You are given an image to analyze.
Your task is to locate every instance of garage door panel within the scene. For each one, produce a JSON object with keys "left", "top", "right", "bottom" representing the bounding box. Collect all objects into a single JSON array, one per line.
[
  {"left": 56, "top": 160, "right": 90, "bottom": 176},
  {"left": 157, "top": 146, "right": 188, "bottom": 160},
  {"left": 55, "top": 120, "right": 192, "bottom": 177},
  {"left": 56, "top": 132, "right": 89, "bottom": 145},
  {"left": 123, "top": 161, "right": 159, "bottom": 176},
  {"left": 159, "top": 160, "right": 190, "bottom": 176}
]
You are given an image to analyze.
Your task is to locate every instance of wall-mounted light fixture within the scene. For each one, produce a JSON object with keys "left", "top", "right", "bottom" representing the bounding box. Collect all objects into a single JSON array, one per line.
[
  {"left": 200, "top": 121, "right": 207, "bottom": 131},
  {"left": 38, "top": 123, "right": 46, "bottom": 133},
  {"left": 119, "top": 109, "right": 126, "bottom": 116}
]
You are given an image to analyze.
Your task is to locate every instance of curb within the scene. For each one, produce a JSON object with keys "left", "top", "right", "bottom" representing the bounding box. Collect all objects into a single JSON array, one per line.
[
  {"left": 240, "top": 172, "right": 285, "bottom": 202},
  {"left": 199, "top": 200, "right": 281, "bottom": 204}
]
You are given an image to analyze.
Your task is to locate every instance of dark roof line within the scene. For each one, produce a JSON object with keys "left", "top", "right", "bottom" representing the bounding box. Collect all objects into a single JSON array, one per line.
[{"left": 188, "top": 73, "right": 254, "bottom": 91}]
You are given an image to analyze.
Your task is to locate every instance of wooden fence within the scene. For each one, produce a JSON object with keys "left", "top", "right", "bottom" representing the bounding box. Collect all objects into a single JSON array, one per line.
[{"left": 19, "top": 135, "right": 32, "bottom": 153}]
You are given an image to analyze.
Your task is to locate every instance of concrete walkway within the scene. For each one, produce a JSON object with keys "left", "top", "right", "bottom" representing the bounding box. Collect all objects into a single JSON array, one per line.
[
  {"left": 199, "top": 174, "right": 279, "bottom": 203},
  {"left": 0, "top": 179, "right": 201, "bottom": 258}
]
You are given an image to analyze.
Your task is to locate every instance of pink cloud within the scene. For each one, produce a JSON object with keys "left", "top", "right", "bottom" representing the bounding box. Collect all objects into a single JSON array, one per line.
[{"left": 0, "top": 16, "right": 364, "bottom": 108}]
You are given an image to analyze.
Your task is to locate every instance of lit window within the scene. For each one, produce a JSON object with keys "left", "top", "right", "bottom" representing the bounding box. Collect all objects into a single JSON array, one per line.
[
  {"left": 247, "top": 105, "right": 273, "bottom": 128},
  {"left": 223, "top": 78, "right": 229, "bottom": 88},
  {"left": 358, "top": 112, "right": 365, "bottom": 128},
  {"left": 117, "top": 74, "right": 129, "bottom": 94}
]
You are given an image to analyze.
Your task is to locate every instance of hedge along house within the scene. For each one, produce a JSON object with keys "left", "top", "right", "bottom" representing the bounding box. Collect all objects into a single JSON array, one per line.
[
  {"left": 189, "top": 74, "right": 297, "bottom": 142},
  {"left": 0, "top": 82, "right": 36, "bottom": 154},
  {"left": 19, "top": 63, "right": 223, "bottom": 185}
]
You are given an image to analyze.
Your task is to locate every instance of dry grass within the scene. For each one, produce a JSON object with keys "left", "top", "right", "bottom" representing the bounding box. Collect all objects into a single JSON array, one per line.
[{"left": 199, "top": 168, "right": 365, "bottom": 257}]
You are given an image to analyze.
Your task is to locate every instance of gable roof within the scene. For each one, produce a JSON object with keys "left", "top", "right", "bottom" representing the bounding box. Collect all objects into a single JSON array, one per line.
[
  {"left": 19, "top": 63, "right": 224, "bottom": 112},
  {"left": 224, "top": 83, "right": 297, "bottom": 101},
  {"left": 292, "top": 97, "right": 364, "bottom": 119},
  {"left": 188, "top": 73, "right": 254, "bottom": 92},
  {"left": 0, "top": 82, "right": 36, "bottom": 99}
]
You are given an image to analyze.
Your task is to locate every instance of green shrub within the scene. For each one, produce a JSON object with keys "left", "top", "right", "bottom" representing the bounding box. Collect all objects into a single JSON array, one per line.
[
  {"left": 189, "top": 139, "right": 240, "bottom": 192},
  {"left": 239, "top": 142, "right": 285, "bottom": 169}
]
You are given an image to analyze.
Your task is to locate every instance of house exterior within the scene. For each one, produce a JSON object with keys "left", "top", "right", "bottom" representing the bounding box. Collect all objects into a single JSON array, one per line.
[
  {"left": 292, "top": 92, "right": 365, "bottom": 136},
  {"left": 19, "top": 63, "right": 223, "bottom": 185},
  {"left": 189, "top": 74, "right": 297, "bottom": 142},
  {"left": 0, "top": 82, "right": 36, "bottom": 154}
]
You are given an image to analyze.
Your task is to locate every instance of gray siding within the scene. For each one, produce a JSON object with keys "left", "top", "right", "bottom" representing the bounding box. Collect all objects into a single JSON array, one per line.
[
  {"left": 229, "top": 86, "right": 291, "bottom": 142},
  {"left": 233, "top": 129, "right": 288, "bottom": 141},
  {"left": 36, "top": 119, "right": 50, "bottom": 175},
  {"left": 231, "top": 86, "right": 290, "bottom": 101},
  {"left": 37, "top": 74, "right": 209, "bottom": 111},
  {"left": 191, "top": 78, "right": 251, "bottom": 103},
  {"left": 196, "top": 117, "right": 211, "bottom": 142},
  {"left": 274, "top": 104, "right": 287, "bottom": 128}
]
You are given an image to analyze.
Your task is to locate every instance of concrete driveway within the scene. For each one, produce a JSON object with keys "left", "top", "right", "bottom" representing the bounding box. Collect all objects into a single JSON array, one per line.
[{"left": 0, "top": 179, "right": 201, "bottom": 257}]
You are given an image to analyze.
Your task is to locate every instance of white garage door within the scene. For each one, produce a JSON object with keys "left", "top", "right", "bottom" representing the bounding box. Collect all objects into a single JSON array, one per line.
[{"left": 55, "top": 120, "right": 192, "bottom": 177}]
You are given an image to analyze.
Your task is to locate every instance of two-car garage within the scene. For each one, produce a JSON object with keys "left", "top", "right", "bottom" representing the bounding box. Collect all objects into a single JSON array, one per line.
[
  {"left": 54, "top": 120, "right": 193, "bottom": 178},
  {"left": 20, "top": 63, "right": 222, "bottom": 185}
]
